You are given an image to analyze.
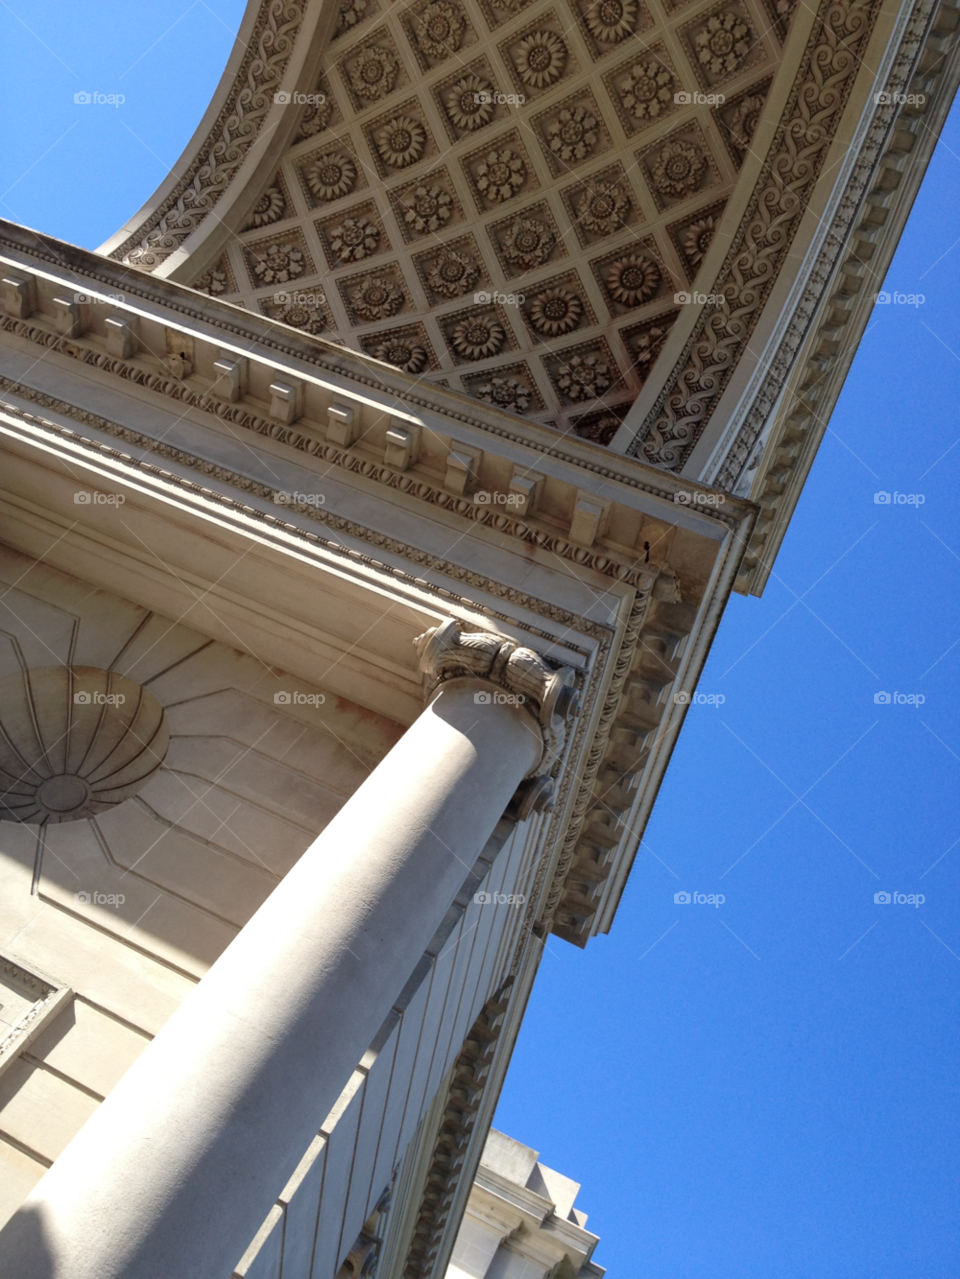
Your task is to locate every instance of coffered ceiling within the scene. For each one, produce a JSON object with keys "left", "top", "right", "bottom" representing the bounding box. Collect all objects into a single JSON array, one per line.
[{"left": 180, "top": 0, "right": 788, "bottom": 440}]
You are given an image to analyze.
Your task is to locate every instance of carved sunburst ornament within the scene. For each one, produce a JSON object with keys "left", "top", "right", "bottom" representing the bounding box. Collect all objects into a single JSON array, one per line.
[
  {"left": 652, "top": 140, "right": 706, "bottom": 198},
  {"left": 352, "top": 277, "right": 404, "bottom": 321},
  {"left": 307, "top": 152, "right": 357, "bottom": 201},
  {"left": 377, "top": 116, "right": 427, "bottom": 168},
  {"left": 727, "top": 93, "right": 764, "bottom": 149},
  {"left": 451, "top": 316, "right": 505, "bottom": 359},
  {"left": 248, "top": 186, "right": 286, "bottom": 228},
  {"left": 547, "top": 107, "right": 599, "bottom": 164},
  {"left": 275, "top": 301, "right": 327, "bottom": 334},
  {"left": 695, "top": 11, "right": 752, "bottom": 76},
  {"left": 349, "top": 45, "right": 400, "bottom": 100},
  {"left": 446, "top": 75, "right": 496, "bottom": 130},
  {"left": 515, "top": 31, "right": 567, "bottom": 89},
  {"left": 502, "top": 216, "right": 555, "bottom": 269},
  {"left": 606, "top": 254, "right": 661, "bottom": 305},
  {"left": 682, "top": 216, "right": 715, "bottom": 266},
  {"left": 415, "top": 1, "right": 466, "bottom": 58},
  {"left": 576, "top": 183, "right": 629, "bottom": 236},
  {"left": 621, "top": 61, "right": 674, "bottom": 120},
  {"left": 477, "top": 377, "right": 531, "bottom": 413},
  {"left": 374, "top": 341, "right": 428, "bottom": 372},
  {"left": 297, "top": 96, "right": 332, "bottom": 138},
  {"left": 252, "top": 243, "right": 304, "bottom": 285},
  {"left": 476, "top": 149, "right": 525, "bottom": 202},
  {"left": 402, "top": 185, "right": 454, "bottom": 233},
  {"left": 330, "top": 217, "right": 380, "bottom": 263},
  {"left": 427, "top": 250, "right": 479, "bottom": 298},
  {"left": 557, "top": 354, "right": 612, "bottom": 400},
  {"left": 585, "top": 0, "right": 638, "bottom": 42},
  {"left": 529, "top": 288, "right": 583, "bottom": 336}
]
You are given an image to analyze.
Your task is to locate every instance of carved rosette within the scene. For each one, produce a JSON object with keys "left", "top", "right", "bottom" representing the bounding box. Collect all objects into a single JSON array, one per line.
[{"left": 414, "top": 619, "right": 579, "bottom": 782}]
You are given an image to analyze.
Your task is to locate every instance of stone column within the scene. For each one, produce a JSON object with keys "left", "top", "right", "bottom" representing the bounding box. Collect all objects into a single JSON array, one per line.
[{"left": 0, "top": 621, "right": 578, "bottom": 1279}]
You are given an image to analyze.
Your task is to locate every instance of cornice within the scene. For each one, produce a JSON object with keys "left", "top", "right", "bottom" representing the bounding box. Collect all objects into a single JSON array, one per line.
[
  {"left": 624, "top": 0, "right": 888, "bottom": 467},
  {"left": 0, "top": 220, "right": 748, "bottom": 534},
  {"left": 0, "top": 377, "right": 601, "bottom": 643},
  {"left": 726, "top": 0, "right": 960, "bottom": 592}
]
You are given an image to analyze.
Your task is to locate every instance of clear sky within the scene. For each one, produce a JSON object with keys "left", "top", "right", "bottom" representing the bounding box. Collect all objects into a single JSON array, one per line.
[{"left": 1, "top": 4, "right": 957, "bottom": 1276}]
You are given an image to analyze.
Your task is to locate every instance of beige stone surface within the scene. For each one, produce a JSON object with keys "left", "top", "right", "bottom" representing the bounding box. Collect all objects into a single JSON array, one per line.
[
  {"left": 0, "top": 1139, "right": 45, "bottom": 1230},
  {"left": 0, "top": 1060, "right": 99, "bottom": 1164},
  {"left": 26, "top": 1000, "right": 150, "bottom": 1101}
]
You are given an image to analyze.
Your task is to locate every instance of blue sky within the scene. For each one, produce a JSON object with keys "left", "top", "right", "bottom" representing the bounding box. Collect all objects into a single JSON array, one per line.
[{"left": 0, "top": 4, "right": 957, "bottom": 1276}]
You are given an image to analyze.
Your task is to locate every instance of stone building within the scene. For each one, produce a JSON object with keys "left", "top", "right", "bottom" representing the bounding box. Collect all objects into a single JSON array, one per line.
[
  {"left": 0, "top": 0, "right": 956, "bottom": 1275},
  {"left": 443, "top": 1130, "right": 603, "bottom": 1279}
]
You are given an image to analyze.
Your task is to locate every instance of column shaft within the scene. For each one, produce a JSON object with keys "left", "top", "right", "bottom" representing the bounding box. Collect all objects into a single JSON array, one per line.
[{"left": 0, "top": 679, "right": 542, "bottom": 1279}]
